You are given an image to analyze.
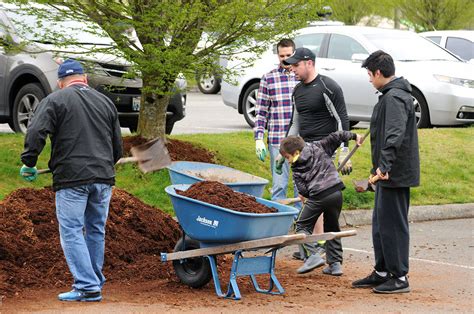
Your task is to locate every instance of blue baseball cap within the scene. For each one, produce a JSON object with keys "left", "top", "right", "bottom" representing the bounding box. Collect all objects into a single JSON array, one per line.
[{"left": 57, "top": 59, "right": 84, "bottom": 78}]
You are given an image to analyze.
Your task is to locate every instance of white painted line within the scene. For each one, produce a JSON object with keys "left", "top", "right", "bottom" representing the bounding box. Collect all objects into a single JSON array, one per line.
[{"left": 345, "top": 247, "right": 474, "bottom": 270}]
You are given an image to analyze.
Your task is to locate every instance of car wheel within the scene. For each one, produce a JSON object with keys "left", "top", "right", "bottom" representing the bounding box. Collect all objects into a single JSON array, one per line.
[
  {"left": 196, "top": 73, "right": 221, "bottom": 94},
  {"left": 12, "top": 83, "right": 46, "bottom": 134},
  {"left": 172, "top": 237, "right": 212, "bottom": 288},
  {"left": 412, "top": 88, "right": 430, "bottom": 128},
  {"left": 242, "top": 82, "right": 259, "bottom": 128}
]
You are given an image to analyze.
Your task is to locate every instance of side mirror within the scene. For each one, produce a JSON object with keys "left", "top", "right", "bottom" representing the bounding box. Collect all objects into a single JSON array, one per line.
[{"left": 351, "top": 53, "right": 369, "bottom": 63}]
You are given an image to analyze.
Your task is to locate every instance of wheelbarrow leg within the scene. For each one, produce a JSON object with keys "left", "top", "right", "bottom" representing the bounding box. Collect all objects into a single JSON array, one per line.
[
  {"left": 248, "top": 249, "right": 284, "bottom": 295},
  {"left": 206, "top": 255, "right": 242, "bottom": 299}
]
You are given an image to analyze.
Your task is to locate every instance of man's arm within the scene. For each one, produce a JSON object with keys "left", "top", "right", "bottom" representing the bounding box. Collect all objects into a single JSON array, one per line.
[
  {"left": 20, "top": 99, "right": 55, "bottom": 167},
  {"left": 254, "top": 75, "right": 271, "bottom": 140},
  {"left": 111, "top": 112, "right": 123, "bottom": 163},
  {"left": 379, "top": 96, "right": 408, "bottom": 175}
]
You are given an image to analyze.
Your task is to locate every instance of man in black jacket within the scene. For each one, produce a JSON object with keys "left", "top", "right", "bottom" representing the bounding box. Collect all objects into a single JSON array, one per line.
[
  {"left": 20, "top": 59, "right": 123, "bottom": 302},
  {"left": 352, "top": 50, "right": 420, "bottom": 294}
]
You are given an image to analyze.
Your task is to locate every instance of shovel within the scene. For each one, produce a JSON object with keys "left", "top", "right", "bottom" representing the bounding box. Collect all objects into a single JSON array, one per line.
[
  {"left": 353, "top": 174, "right": 380, "bottom": 192},
  {"left": 23, "top": 137, "right": 171, "bottom": 177},
  {"left": 277, "top": 197, "right": 301, "bottom": 205},
  {"left": 336, "top": 129, "right": 370, "bottom": 172},
  {"left": 115, "top": 137, "right": 171, "bottom": 173}
]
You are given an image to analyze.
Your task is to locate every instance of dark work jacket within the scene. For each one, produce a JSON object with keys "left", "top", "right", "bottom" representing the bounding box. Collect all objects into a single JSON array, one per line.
[
  {"left": 370, "top": 77, "right": 420, "bottom": 188},
  {"left": 292, "top": 131, "right": 356, "bottom": 199},
  {"left": 21, "top": 83, "right": 123, "bottom": 191}
]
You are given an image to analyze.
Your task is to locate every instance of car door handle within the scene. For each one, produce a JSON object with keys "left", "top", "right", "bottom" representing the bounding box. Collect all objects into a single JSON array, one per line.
[{"left": 321, "top": 67, "right": 335, "bottom": 71}]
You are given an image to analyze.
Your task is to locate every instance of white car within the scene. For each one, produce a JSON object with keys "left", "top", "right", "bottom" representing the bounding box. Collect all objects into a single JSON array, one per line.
[
  {"left": 221, "top": 26, "right": 474, "bottom": 128},
  {"left": 420, "top": 30, "right": 474, "bottom": 62}
]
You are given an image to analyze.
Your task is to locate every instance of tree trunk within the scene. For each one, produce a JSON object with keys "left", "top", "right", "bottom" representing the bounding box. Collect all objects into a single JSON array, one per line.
[{"left": 137, "top": 90, "right": 170, "bottom": 140}]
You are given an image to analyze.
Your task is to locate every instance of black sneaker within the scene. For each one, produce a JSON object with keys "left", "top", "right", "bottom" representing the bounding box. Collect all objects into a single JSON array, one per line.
[
  {"left": 352, "top": 271, "right": 390, "bottom": 288},
  {"left": 373, "top": 278, "right": 410, "bottom": 294},
  {"left": 292, "top": 251, "right": 304, "bottom": 260}
]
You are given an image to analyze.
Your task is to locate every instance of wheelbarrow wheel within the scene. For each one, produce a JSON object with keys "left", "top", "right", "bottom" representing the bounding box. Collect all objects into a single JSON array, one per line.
[{"left": 172, "top": 237, "right": 212, "bottom": 288}]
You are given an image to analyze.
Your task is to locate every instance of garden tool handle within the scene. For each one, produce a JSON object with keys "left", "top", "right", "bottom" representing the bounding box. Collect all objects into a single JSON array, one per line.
[
  {"left": 115, "top": 157, "right": 139, "bottom": 164},
  {"left": 336, "top": 129, "right": 370, "bottom": 172},
  {"left": 368, "top": 174, "right": 380, "bottom": 184}
]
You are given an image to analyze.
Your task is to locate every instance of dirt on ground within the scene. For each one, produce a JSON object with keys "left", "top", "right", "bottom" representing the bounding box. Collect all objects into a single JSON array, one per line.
[
  {"left": 0, "top": 187, "right": 182, "bottom": 298},
  {"left": 176, "top": 181, "right": 277, "bottom": 214},
  {"left": 123, "top": 136, "right": 215, "bottom": 163}
]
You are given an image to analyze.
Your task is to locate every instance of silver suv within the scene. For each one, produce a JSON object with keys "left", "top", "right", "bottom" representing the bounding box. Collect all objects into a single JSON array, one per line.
[{"left": 0, "top": 4, "right": 186, "bottom": 134}]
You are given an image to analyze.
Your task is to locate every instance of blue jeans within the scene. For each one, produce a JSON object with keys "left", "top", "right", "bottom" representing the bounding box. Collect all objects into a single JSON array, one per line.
[
  {"left": 269, "top": 144, "right": 299, "bottom": 202},
  {"left": 56, "top": 183, "right": 112, "bottom": 292}
]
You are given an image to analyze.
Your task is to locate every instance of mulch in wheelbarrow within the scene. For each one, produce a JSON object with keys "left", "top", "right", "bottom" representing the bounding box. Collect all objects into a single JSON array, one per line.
[
  {"left": 0, "top": 187, "right": 182, "bottom": 297},
  {"left": 177, "top": 181, "right": 277, "bottom": 214},
  {"left": 123, "top": 135, "right": 216, "bottom": 163}
]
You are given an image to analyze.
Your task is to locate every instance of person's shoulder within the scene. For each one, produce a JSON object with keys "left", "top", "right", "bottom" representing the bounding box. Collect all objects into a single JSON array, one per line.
[
  {"left": 319, "top": 74, "right": 342, "bottom": 89},
  {"left": 293, "top": 81, "right": 304, "bottom": 92}
]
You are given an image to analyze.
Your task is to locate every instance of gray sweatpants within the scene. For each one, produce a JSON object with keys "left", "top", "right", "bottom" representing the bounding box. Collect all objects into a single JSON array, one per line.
[{"left": 295, "top": 190, "right": 343, "bottom": 264}]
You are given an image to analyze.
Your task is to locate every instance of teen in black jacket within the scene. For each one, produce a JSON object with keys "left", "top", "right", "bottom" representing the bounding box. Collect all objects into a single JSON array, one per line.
[{"left": 353, "top": 50, "right": 420, "bottom": 294}]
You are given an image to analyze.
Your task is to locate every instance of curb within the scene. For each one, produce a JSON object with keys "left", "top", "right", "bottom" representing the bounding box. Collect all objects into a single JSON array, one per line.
[{"left": 339, "top": 203, "right": 474, "bottom": 227}]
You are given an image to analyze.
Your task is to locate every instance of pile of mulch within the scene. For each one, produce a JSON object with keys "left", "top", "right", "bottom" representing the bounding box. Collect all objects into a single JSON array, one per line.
[
  {"left": 123, "top": 135, "right": 215, "bottom": 163},
  {"left": 177, "top": 181, "right": 277, "bottom": 214},
  {"left": 0, "top": 187, "right": 182, "bottom": 296}
]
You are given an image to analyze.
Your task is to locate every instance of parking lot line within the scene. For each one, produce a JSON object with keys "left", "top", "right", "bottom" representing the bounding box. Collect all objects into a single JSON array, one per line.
[{"left": 345, "top": 247, "right": 474, "bottom": 270}]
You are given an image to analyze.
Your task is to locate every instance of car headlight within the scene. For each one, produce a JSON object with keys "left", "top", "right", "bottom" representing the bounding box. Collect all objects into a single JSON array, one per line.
[{"left": 434, "top": 74, "right": 474, "bottom": 88}]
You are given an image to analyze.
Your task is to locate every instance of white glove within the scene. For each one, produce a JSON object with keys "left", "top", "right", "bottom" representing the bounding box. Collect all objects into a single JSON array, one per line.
[
  {"left": 255, "top": 139, "right": 268, "bottom": 161},
  {"left": 338, "top": 147, "right": 352, "bottom": 175}
]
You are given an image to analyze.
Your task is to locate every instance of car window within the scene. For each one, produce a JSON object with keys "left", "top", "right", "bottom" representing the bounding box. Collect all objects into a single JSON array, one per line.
[
  {"left": 364, "top": 32, "right": 459, "bottom": 62},
  {"left": 446, "top": 37, "right": 473, "bottom": 61},
  {"left": 327, "top": 34, "right": 367, "bottom": 60},
  {"left": 294, "top": 33, "right": 325, "bottom": 56},
  {"left": 426, "top": 36, "right": 442, "bottom": 44}
]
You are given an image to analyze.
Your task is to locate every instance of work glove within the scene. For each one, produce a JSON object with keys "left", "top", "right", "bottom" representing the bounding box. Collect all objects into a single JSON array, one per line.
[
  {"left": 338, "top": 147, "right": 352, "bottom": 175},
  {"left": 20, "top": 165, "right": 38, "bottom": 182},
  {"left": 255, "top": 139, "right": 268, "bottom": 162},
  {"left": 274, "top": 154, "right": 285, "bottom": 175}
]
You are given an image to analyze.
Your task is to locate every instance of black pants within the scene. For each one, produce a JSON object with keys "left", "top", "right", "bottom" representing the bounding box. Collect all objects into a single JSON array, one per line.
[
  {"left": 295, "top": 190, "right": 343, "bottom": 264},
  {"left": 373, "top": 185, "right": 410, "bottom": 277}
]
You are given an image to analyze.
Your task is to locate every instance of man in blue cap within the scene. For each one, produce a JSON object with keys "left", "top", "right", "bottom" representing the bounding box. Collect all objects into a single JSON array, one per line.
[{"left": 20, "top": 59, "right": 123, "bottom": 302}]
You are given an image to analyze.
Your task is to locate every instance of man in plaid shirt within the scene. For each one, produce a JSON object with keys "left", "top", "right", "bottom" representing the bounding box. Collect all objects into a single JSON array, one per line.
[{"left": 254, "top": 39, "right": 298, "bottom": 201}]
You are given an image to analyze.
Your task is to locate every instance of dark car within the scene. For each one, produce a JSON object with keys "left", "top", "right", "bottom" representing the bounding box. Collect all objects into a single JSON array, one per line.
[{"left": 0, "top": 3, "right": 186, "bottom": 134}]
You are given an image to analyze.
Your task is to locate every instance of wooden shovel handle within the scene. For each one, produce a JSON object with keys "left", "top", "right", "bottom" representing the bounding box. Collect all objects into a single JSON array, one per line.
[
  {"left": 336, "top": 129, "right": 370, "bottom": 172},
  {"left": 368, "top": 174, "right": 380, "bottom": 184},
  {"left": 276, "top": 197, "right": 301, "bottom": 205}
]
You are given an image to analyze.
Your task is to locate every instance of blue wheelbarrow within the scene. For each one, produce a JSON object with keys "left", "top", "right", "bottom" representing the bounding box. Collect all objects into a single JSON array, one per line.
[
  {"left": 161, "top": 184, "right": 357, "bottom": 300},
  {"left": 167, "top": 161, "right": 269, "bottom": 197}
]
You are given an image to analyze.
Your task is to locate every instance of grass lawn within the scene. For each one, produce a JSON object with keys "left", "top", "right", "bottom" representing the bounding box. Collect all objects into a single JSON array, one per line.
[{"left": 1, "top": 127, "right": 473, "bottom": 215}]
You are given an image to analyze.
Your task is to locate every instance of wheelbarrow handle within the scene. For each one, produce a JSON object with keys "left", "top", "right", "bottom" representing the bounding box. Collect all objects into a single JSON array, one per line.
[{"left": 336, "top": 129, "right": 370, "bottom": 172}]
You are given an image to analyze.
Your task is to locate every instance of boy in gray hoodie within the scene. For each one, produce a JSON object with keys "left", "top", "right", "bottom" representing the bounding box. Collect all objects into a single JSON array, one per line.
[{"left": 280, "top": 131, "right": 363, "bottom": 275}]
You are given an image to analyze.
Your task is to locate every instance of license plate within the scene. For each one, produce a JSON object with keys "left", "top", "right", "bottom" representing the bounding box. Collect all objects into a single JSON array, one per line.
[{"left": 132, "top": 97, "right": 141, "bottom": 111}]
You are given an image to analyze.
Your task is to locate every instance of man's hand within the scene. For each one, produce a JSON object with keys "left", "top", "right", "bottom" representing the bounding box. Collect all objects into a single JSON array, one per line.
[
  {"left": 338, "top": 147, "right": 352, "bottom": 175},
  {"left": 355, "top": 134, "right": 365, "bottom": 146},
  {"left": 274, "top": 154, "right": 285, "bottom": 175},
  {"left": 255, "top": 139, "right": 268, "bottom": 162},
  {"left": 20, "top": 165, "right": 38, "bottom": 182},
  {"left": 376, "top": 168, "right": 389, "bottom": 180}
]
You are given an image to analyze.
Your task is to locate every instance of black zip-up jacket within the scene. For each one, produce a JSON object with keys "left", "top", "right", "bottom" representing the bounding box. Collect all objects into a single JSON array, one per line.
[
  {"left": 292, "top": 131, "right": 356, "bottom": 199},
  {"left": 370, "top": 77, "right": 420, "bottom": 188},
  {"left": 21, "top": 83, "right": 123, "bottom": 191}
]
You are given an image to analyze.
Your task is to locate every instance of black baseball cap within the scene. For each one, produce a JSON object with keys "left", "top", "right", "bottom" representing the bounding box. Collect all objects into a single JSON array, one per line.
[{"left": 283, "top": 47, "right": 316, "bottom": 65}]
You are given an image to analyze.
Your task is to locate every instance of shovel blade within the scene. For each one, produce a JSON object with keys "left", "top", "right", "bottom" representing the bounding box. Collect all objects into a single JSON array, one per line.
[
  {"left": 130, "top": 138, "right": 172, "bottom": 173},
  {"left": 352, "top": 179, "right": 375, "bottom": 193}
]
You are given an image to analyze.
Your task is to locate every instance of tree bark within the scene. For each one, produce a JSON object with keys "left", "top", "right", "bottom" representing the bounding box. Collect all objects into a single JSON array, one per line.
[{"left": 138, "top": 89, "right": 170, "bottom": 140}]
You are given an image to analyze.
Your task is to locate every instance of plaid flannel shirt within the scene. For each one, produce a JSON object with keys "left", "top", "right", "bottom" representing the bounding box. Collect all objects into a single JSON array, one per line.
[{"left": 254, "top": 67, "right": 297, "bottom": 146}]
